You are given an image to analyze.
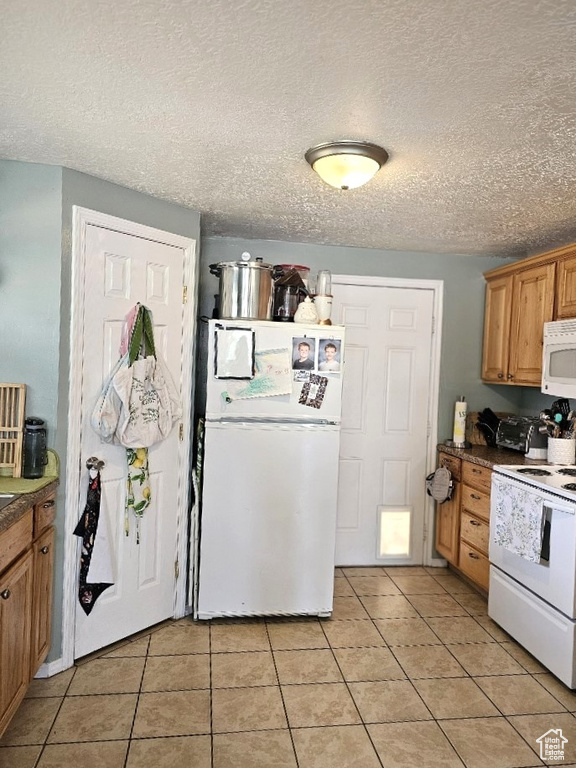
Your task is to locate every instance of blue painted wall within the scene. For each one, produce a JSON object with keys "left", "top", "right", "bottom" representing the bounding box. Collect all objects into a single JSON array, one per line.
[
  {"left": 199, "top": 237, "right": 525, "bottom": 438},
  {"left": 0, "top": 161, "right": 62, "bottom": 438},
  {"left": 1, "top": 160, "right": 201, "bottom": 663}
]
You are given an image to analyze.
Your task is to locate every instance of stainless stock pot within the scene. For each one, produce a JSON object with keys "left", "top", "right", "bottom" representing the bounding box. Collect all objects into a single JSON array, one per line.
[{"left": 210, "top": 254, "right": 279, "bottom": 320}]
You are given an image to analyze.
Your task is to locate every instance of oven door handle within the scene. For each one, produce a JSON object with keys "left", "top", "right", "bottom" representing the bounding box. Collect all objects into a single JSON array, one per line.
[{"left": 543, "top": 501, "right": 576, "bottom": 516}]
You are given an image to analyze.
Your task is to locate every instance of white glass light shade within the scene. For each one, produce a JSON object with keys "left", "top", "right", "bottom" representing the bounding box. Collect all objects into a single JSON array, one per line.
[
  {"left": 305, "top": 141, "right": 388, "bottom": 190},
  {"left": 312, "top": 154, "right": 380, "bottom": 190}
]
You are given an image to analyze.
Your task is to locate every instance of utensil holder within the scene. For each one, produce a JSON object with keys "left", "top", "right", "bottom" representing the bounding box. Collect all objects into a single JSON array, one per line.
[{"left": 547, "top": 437, "right": 576, "bottom": 465}]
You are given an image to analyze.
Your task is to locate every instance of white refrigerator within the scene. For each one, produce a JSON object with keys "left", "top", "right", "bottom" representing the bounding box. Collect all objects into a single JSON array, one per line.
[{"left": 196, "top": 319, "right": 345, "bottom": 619}]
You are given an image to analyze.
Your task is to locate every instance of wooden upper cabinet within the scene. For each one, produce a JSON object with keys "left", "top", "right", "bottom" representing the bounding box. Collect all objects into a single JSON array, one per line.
[
  {"left": 556, "top": 252, "right": 576, "bottom": 319},
  {"left": 483, "top": 256, "right": 556, "bottom": 386},
  {"left": 482, "top": 275, "right": 512, "bottom": 382},
  {"left": 509, "top": 262, "right": 555, "bottom": 385}
]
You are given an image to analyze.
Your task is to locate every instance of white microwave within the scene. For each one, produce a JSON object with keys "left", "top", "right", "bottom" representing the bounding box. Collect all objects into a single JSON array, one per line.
[{"left": 542, "top": 319, "right": 576, "bottom": 398}]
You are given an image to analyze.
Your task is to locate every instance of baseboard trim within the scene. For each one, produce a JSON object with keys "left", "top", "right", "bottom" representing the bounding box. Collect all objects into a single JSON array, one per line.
[{"left": 35, "top": 657, "right": 69, "bottom": 679}]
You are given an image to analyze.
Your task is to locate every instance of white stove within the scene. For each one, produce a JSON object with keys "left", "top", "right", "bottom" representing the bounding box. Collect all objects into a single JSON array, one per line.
[
  {"left": 490, "top": 463, "right": 576, "bottom": 687},
  {"left": 493, "top": 463, "right": 576, "bottom": 501}
]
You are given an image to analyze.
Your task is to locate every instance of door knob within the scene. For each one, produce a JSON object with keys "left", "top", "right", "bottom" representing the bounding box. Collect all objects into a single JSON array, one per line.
[{"left": 1, "top": 589, "right": 10, "bottom": 600}]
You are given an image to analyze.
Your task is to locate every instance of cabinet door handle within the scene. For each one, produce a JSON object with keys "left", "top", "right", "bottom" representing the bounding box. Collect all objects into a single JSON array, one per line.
[
  {"left": 42, "top": 500, "right": 55, "bottom": 509},
  {"left": 470, "top": 493, "right": 481, "bottom": 500},
  {"left": 497, "top": 372, "right": 504, "bottom": 379},
  {"left": 468, "top": 552, "right": 480, "bottom": 560},
  {"left": 1, "top": 589, "right": 11, "bottom": 600},
  {"left": 469, "top": 519, "right": 481, "bottom": 526},
  {"left": 41, "top": 546, "right": 50, "bottom": 554},
  {"left": 507, "top": 373, "right": 514, "bottom": 380}
]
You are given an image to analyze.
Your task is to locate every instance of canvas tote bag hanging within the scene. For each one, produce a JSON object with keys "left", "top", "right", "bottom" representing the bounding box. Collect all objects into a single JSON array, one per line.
[{"left": 91, "top": 305, "right": 181, "bottom": 448}]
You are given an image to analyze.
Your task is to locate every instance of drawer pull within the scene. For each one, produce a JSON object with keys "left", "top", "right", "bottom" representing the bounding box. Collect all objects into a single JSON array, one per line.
[
  {"left": 470, "top": 493, "right": 481, "bottom": 500},
  {"left": 469, "top": 519, "right": 481, "bottom": 526},
  {"left": 472, "top": 468, "right": 481, "bottom": 474},
  {"left": 468, "top": 552, "right": 480, "bottom": 560},
  {"left": 42, "top": 500, "right": 55, "bottom": 509},
  {"left": 1, "top": 589, "right": 11, "bottom": 600},
  {"left": 41, "top": 546, "right": 50, "bottom": 555}
]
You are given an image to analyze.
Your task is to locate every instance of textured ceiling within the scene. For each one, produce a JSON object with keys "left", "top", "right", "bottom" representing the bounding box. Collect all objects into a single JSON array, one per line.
[{"left": 2, "top": 0, "right": 576, "bottom": 257}]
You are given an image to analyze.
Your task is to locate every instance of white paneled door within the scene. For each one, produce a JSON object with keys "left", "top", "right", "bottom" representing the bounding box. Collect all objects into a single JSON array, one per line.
[
  {"left": 71, "top": 211, "right": 195, "bottom": 660},
  {"left": 333, "top": 281, "right": 437, "bottom": 566}
]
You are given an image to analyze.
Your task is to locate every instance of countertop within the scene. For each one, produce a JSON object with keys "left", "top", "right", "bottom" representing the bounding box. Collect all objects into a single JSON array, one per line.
[
  {"left": 437, "top": 443, "right": 546, "bottom": 469},
  {"left": 0, "top": 479, "right": 59, "bottom": 536}
]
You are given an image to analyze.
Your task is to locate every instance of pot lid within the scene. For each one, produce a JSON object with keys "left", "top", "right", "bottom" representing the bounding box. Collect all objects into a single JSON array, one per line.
[{"left": 212, "top": 257, "right": 274, "bottom": 270}]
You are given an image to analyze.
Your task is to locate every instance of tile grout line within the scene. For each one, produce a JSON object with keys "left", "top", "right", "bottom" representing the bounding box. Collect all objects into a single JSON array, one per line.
[
  {"left": 6, "top": 568, "right": 576, "bottom": 766},
  {"left": 32, "top": 661, "right": 79, "bottom": 765},
  {"left": 347, "top": 572, "right": 543, "bottom": 767},
  {"left": 208, "top": 621, "right": 214, "bottom": 768},
  {"left": 396, "top": 582, "right": 549, "bottom": 766},
  {"left": 338, "top": 572, "right": 487, "bottom": 767},
  {"left": 265, "top": 620, "right": 301, "bottom": 768},
  {"left": 321, "top": 572, "right": 387, "bottom": 768},
  {"left": 123, "top": 635, "right": 150, "bottom": 767},
  {"left": 386, "top": 584, "right": 508, "bottom": 768}
]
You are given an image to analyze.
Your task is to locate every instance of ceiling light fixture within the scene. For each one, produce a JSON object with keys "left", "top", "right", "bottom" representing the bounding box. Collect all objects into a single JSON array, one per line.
[{"left": 305, "top": 140, "right": 389, "bottom": 190}]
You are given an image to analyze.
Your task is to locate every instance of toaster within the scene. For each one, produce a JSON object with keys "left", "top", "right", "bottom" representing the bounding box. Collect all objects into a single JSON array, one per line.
[{"left": 495, "top": 416, "right": 548, "bottom": 459}]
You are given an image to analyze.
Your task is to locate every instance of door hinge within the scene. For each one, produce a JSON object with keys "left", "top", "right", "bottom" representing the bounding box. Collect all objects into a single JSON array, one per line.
[
  {"left": 175, "top": 558, "right": 179, "bottom": 580},
  {"left": 423, "top": 522, "right": 428, "bottom": 543},
  {"left": 179, "top": 423, "right": 184, "bottom": 441},
  {"left": 182, "top": 285, "right": 188, "bottom": 304}
]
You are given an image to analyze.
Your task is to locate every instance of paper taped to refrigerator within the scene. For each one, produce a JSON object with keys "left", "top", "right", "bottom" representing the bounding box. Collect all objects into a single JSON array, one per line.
[
  {"left": 214, "top": 328, "right": 255, "bottom": 379},
  {"left": 226, "top": 348, "right": 292, "bottom": 400}
]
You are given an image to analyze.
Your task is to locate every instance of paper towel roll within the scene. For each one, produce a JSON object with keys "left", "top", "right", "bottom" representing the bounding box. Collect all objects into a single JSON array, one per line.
[{"left": 453, "top": 397, "right": 467, "bottom": 447}]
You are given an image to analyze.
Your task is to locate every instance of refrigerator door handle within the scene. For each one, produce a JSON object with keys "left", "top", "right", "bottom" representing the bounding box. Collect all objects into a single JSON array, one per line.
[{"left": 205, "top": 417, "right": 339, "bottom": 427}]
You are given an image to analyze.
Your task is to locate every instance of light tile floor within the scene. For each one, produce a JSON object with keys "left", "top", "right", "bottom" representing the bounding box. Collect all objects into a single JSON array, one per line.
[{"left": 2, "top": 566, "right": 576, "bottom": 767}]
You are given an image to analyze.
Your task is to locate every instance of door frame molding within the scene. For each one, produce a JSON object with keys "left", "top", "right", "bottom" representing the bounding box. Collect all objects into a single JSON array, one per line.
[
  {"left": 332, "top": 274, "right": 444, "bottom": 566},
  {"left": 60, "top": 206, "right": 197, "bottom": 670}
]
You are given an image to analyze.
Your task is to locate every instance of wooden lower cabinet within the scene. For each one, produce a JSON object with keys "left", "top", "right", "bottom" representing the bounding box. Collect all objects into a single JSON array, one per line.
[
  {"left": 435, "top": 452, "right": 491, "bottom": 591},
  {"left": 0, "top": 488, "right": 56, "bottom": 737},
  {"left": 459, "top": 540, "right": 489, "bottom": 591},
  {"left": 31, "top": 526, "right": 55, "bottom": 674},
  {"left": 0, "top": 550, "right": 33, "bottom": 735},
  {"left": 435, "top": 480, "right": 461, "bottom": 564}
]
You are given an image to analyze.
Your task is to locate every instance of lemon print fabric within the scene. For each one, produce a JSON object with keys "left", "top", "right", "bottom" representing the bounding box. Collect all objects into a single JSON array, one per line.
[{"left": 126, "top": 447, "right": 151, "bottom": 542}]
